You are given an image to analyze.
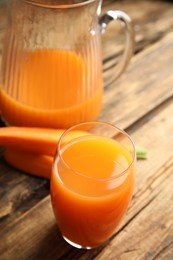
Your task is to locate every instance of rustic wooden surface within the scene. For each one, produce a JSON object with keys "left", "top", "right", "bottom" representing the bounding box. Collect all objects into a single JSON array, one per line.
[{"left": 0, "top": 0, "right": 173, "bottom": 259}]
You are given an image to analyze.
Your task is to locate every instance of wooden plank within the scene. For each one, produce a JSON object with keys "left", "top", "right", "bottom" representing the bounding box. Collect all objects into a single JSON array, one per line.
[
  {"left": 101, "top": 32, "right": 173, "bottom": 128},
  {"left": 0, "top": 163, "right": 49, "bottom": 226},
  {"left": 0, "top": 95, "right": 172, "bottom": 260},
  {"left": 101, "top": 0, "right": 173, "bottom": 99},
  {"left": 101, "top": 0, "right": 173, "bottom": 61},
  {"left": 154, "top": 243, "right": 173, "bottom": 260}
]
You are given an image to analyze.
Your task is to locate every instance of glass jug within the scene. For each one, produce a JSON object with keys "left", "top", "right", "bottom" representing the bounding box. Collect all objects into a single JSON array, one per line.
[{"left": 0, "top": 0, "right": 134, "bottom": 128}]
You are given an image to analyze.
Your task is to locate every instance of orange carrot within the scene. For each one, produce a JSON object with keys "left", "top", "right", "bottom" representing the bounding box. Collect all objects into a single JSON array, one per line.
[
  {"left": 4, "top": 148, "right": 52, "bottom": 179},
  {"left": 0, "top": 127, "right": 88, "bottom": 156}
]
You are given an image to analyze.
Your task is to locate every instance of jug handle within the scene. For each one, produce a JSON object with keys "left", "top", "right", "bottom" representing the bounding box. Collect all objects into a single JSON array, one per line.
[{"left": 99, "top": 10, "right": 134, "bottom": 85}]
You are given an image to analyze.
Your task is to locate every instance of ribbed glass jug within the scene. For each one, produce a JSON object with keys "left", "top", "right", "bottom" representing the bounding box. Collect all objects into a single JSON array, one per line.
[{"left": 0, "top": 0, "right": 134, "bottom": 128}]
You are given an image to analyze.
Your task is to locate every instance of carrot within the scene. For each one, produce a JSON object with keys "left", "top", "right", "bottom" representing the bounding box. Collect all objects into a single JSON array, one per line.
[
  {"left": 0, "top": 127, "right": 88, "bottom": 156},
  {"left": 4, "top": 148, "right": 52, "bottom": 179}
]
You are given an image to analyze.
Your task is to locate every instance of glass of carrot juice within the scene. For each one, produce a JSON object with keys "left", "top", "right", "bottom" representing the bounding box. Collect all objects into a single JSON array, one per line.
[{"left": 51, "top": 121, "right": 136, "bottom": 249}]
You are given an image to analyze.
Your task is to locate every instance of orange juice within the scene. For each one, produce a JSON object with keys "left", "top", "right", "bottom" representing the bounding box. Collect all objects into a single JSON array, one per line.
[
  {"left": 0, "top": 49, "right": 102, "bottom": 128},
  {"left": 51, "top": 135, "right": 135, "bottom": 248}
]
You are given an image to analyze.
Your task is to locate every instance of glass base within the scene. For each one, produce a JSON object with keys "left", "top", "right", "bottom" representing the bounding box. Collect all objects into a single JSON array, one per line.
[{"left": 63, "top": 236, "right": 92, "bottom": 250}]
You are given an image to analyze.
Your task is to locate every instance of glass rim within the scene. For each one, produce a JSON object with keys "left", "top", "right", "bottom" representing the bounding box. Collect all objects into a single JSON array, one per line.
[
  {"left": 23, "top": 0, "right": 97, "bottom": 9},
  {"left": 54, "top": 121, "right": 136, "bottom": 182}
]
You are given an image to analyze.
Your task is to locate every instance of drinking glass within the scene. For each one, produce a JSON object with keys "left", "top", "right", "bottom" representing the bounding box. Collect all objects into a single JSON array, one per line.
[{"left": 51, "top": 121, "right": 136, "bottom": 249}]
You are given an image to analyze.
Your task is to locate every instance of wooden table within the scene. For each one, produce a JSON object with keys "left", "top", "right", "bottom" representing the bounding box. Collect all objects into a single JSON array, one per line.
[{"left": 0, "top": 0, "right": 173, "bottom": 259}]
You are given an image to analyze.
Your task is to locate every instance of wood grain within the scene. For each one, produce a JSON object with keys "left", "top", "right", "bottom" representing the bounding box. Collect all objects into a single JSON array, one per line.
[
  {"left": 101, "top": 0, "right": 173, "bottom": 57},
  {"left": 101, "top": 32, "right": 173, "bottom": 128},
  {"left": 0, "top": 164, "right": 49, "bottom": 227}
]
